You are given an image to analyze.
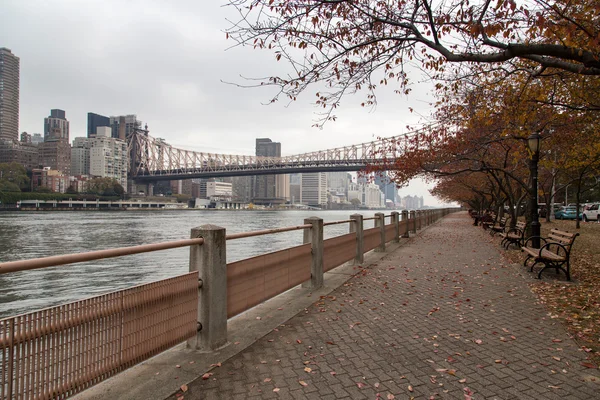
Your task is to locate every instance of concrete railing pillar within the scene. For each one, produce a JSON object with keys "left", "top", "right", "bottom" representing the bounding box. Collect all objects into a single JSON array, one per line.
[
  {"left": 375, "top": 213, "right": 385, "bottom": 252},
  {"left": 391, "top": 211, "right": 400, "bottom": 243},
  {"left": 401, "top": 210, "right": 409, "bottom": 238},
  {"left": 410, "top": 210, "right": 417, "bottom": 233},
  {"left": 350, "top": 214, "right": 364, "bottom": 265},
  {"left": 302, "top": 217, "right": 324, "bottom": 290},
  {"left": 188, "top": 224, "right": 227, "bottom": 351}
]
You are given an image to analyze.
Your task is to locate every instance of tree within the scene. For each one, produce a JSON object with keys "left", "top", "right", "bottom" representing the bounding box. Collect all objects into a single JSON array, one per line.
[
  {"left": 350, "top": 198, "right": 361, "bottom": 207},
  {"left": 0, "top": 180, "right": 21, "bottom": 192},
  {"left": 86, "top": 177, "right": 125, "bottom": 196},
  {"left": 226, "top": 0, "right": 600, "bottom": 125},
  {"left": 0, "top": 162, "right": 29, "bottom": 190}
]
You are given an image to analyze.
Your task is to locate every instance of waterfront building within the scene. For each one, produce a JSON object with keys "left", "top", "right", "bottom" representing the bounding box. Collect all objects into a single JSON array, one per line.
[
  {"left": 347, "top": 181, "right": 385, "bottom": 208},
  {"left": 252, "top": 138, "right": 286, "bottom": 205},
  {"left": 169, "top": 179, "right": 193, "bottom": 196},
  {"left": 289, "top": 174, "right": 301, "bottom": 204},
  {"left": 300, "top": 172, "right": 328, "bottom": 207},
  {"left": 326, "top": 172, "right": 350, "bottom": 195},
  {"left": 87, "top": 112, "right": 110, "bottom": 138},
  {"left": 71, "top": 127, "right": 128, "bottom": 188},
  {"left": 401, "top": 195, "right": 424, "bottom": 210},
  {"left": 39, "top": 140, "right": 71, "bottom": 176},
  {"left": 231, "top": 176, "right": 252, "bottom": 202},
  {"left": 375, "top": 173, "right": 397, "bottom": 203},
  {"left": 69, "top": 175, "right": 90, "bottom": 193},
  {"left": 31, "top": 167, "right": 69, "bottom": 193},
  {"left": 0, "top": 137, "right": 39, "bottom": 170},
  {"left": 207, "top": 181, "right": 233, "bottom": 201},
  {"left": 0, "top": 48, "right": 20, "bottom": 141}
]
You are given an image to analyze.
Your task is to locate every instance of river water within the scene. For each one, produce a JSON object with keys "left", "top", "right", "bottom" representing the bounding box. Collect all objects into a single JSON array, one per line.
[{"left": 0, "top": 209, "right": 386, "bottom": 318}]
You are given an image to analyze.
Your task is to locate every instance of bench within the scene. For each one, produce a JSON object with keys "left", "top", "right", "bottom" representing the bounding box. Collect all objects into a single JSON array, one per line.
[
  {"left": 489, "top": 216, "right": 509, "bottom": 236},
  {"left": 521, "top": 229, "right": 579, "bottom": 280},
  {"left": 500, "top": 221, "right": 526, "bottom": 249},
  {"left": 480, "top": 213, "right": 496, "bottom": 230}
]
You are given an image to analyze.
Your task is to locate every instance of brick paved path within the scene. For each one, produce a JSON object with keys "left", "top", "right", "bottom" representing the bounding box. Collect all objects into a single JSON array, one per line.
[{"left": 169, "top": 212, "right": 599, "bottom": 400}]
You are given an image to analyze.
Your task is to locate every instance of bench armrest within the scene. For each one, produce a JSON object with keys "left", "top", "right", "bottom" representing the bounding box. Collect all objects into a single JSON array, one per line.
[
  {"left": 506, "top": 227, "right": 524, "bottom": 236},
  {"left": 522, "top": 236, "right": 548, "bottom": 248},
  {"left": 541, "top": 241, "right": 570, "bottom": 257}
]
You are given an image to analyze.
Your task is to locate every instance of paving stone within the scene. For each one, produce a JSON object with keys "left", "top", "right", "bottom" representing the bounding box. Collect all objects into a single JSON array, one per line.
[{"left": 166, "top": 213, "right": 600, "bottom": 399}]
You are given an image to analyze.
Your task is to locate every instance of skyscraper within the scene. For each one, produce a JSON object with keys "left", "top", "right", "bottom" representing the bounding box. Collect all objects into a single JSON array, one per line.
[
  {"left": 40, "top": 109, "right": 71, "bottom": 175},
  {"left": 44, "top": 109, "right": 70, "bottom": 141},
  {"left": 110, "top": 115, "right": 141, "bottom": 140},
  {"left": 252, "top": 138, "right": 288, "bottom": 205},
  {"left": 87, "top": 112, "right": 110, "bottom": 138},
  {"left": 0, "top": 48, "right": 20, "bottom": 141}
]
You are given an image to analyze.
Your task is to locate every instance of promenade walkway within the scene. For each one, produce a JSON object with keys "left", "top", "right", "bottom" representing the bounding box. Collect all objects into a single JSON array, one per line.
[{"left": 167, "top": 212, "right": 599, "bottom": 400}]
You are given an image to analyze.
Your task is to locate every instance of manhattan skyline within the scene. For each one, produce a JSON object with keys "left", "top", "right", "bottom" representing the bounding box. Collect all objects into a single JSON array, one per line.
[{"left": 1, "top": 0, "right": 442, "bottom": 204}]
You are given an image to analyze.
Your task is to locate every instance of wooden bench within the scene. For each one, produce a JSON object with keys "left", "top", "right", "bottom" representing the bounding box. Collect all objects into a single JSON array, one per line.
[
  {"left": 521, "top": 229, "right": 579, "bottom": 280},
  {"left": 489, "top": 216, "right": 509, "bottom": 236},
  {"left": 480, "top": 213, "right": 495, "bottom": 230},
  {"left": 500, "top": 221, "right": 526, "bottom": 249}
]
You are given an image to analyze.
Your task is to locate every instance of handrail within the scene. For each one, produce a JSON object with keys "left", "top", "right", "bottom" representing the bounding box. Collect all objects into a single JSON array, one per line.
[
  {"left": 323, "top": 219, "right": 354, "bottom": 226},
  {"left": 363, "top": 217, "right": 377, "bottom": 221},
  {"left": 0, "top": 238, "right": 205, "bottom": 274},
  {"left": 226, "top": 224, "right": 312, "bottom": 240}
]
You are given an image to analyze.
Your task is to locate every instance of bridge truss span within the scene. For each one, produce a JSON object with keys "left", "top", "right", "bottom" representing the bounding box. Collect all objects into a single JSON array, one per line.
[{"left": 128, "top": 131, "right": 410, "bottom": 181}]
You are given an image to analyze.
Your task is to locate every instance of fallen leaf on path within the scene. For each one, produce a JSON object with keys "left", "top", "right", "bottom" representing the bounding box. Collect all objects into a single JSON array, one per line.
[
  {"left": 201, "top": 373, "right": 213, "bottom": 380},
  {"left": 299, "top": 381, "right": 308, "bottom": 387},
  {"left": 180, "top": 384, "right": 188, "bottom": 392}
]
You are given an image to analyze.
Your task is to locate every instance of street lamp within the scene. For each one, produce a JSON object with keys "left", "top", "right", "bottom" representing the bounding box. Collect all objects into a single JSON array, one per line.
[{"left": 528, "top": 133, "right": 541, "bottom": 248}]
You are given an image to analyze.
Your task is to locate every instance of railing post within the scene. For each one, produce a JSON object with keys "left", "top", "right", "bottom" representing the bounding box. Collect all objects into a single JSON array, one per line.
[
  {"left": 188, "top": 224, "right": 227, "bottom": 351},
  {"left": 391, "top": 211, "right": 400, "bottom": 243},
  {"left": 350, "top": 214, "right": 364, "bottom": 265},
  {"left": 410, "top": 210, "right": 417, "bottom": 234},
  {"left": 375, "top": 213, "right": 385, "bottom": 252},
  {"left": 302, "top": 217, "right": 324, "bottom": 290},
  {"left": 401, "top": 210, "right": 409, "bottom": 238}
]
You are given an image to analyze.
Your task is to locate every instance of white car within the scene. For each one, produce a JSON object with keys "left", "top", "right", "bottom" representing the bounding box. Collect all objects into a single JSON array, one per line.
[{"left": 582, "top": 203, "right": 600, "bottom": 222}]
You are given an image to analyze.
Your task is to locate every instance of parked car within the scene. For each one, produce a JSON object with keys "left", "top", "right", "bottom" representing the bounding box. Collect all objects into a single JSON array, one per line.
[
  {"left": 554, "top": 206, "right": 579, "bottom": 220},
  {"left": 582, "top": 203, "right": 600, "bottom": 222}
]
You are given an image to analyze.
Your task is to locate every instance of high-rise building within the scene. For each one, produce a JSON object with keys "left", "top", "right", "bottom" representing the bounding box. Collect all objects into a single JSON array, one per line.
[
  {"left": 40, "top": 109, "right": 71, "bottom": 175},
  {"left": 87, "top": 112, "right": 110, "bottom": 138},
  {"left": 110, "top": 115, "right": 141, "bottom": 140},
  {"left": 252, "top": 138, "right": 288, "bottom": 205},
  {"left": 38, "top": 140, "right": 71, "bottom": 175},
  {"left": 289, "top": 174, "right": 301, "bottom": 204},
  {"left": 0, "top": 48, "right": 20, "bottom": 141},
  {"left": 44, "top": 109, "right": 70, "bottom": 141},
  {"left": 375, "top": 173, "right": 397, "bottom": 203},
  {"left": 71, "top": 126, "right": 128, "bottom": 188},
  {"left": 0, "top": 138, "right": 38, "bottom": 170},
  {"left": 300, "top": 172, "right": 328, "bottom": 207}
]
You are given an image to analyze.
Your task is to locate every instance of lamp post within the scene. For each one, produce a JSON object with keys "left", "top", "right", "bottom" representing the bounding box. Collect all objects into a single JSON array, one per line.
[{"left": 528, "top": 133, "right": 541, "bottom": 248}]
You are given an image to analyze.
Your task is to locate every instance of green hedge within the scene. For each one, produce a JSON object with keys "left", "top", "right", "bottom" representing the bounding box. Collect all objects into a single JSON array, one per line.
[{"left": 0, "top": 192, "right": 120, "bottom": 205}]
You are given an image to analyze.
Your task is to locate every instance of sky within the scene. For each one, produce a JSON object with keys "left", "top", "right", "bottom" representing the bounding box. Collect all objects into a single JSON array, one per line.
[{"left": 1, "top": 0, "right": 450, "bottom": 206}]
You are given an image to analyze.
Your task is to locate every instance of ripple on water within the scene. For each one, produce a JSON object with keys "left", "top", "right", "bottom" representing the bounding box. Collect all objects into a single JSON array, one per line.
[{"left": 0, "top": 209, "right": 384, "bottom": 317}]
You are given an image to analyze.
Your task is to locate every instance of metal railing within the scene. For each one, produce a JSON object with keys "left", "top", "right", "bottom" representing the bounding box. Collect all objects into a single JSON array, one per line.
[{"left": 0, "top": 208, "right": 458, "bottom": 399}]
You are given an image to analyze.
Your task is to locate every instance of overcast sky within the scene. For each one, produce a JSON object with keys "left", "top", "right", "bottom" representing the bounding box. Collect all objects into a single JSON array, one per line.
[{"left": 2, "top": 0, "right": 448, "bottom": 205}]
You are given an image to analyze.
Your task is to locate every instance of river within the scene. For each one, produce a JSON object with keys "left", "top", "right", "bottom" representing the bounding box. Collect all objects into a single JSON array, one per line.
[{"left": 0, "top": 209, "right": 387, "bottom": 318}]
